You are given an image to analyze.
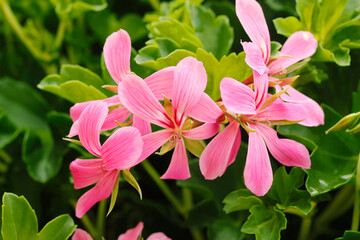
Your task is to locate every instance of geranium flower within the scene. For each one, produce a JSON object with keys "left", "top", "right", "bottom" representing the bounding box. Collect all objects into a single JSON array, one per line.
[
  {"left": 236, "top": 0, "right": 324, "bottom": 126},
  {"left": 69, "top": 101, "right": 143, "bottom": 218},
  {"left": 118, "top": 57, "right": 223, "bottom": 179},
  {"left": 200, "top": 77, "right": 311, "bottom": 196},
  {"left": 68, "top": 29, "right": 176, "bottom": 137}
]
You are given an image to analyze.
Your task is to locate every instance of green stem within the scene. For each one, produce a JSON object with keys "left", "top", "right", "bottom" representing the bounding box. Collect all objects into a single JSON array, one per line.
[
  {"left": 96, "top": 199, "right": 106, "bottom": 238},
  {"left": 141, "top": 160, "right": 184, "bottom": 215},
  {"left": 0, "top": 0, "right": 54, "bottom": 62},
  {"left": 82, "top": 214, "right": 101, "bottom": 240},
  {"left": 70, "top": 200, "right": 99, "bottom": 239},
  {"left": 298, "top": 215, "right": 312, "bottom": 240},
  {"left": 141, "top": 160, "right": 204, "bottom": 240},
  {"left": 54, "top": 19, "right": 68, "bottom": 50},
  {"left": 148, "top": 0, "right": 160, "bottom": 11},
  {"left": 351, "top": 153, "right": 360, "bottom": 231}
]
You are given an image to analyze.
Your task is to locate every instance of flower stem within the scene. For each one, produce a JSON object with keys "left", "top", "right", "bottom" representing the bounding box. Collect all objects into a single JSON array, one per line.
[
  {"left": 141, "top": 160, "right": 204, "bottom": 240},
  {"left": 54, "top": 19, "right": 68, "bottom": 50},
  {"left": 351, "top": 153, "right": 360, "bottom": 231},
  {"left": 141, "top": 160, "right": 184, "bottom": 214},
  {"left": 96, "top": 199, "right": 107, "bottom": 238}
]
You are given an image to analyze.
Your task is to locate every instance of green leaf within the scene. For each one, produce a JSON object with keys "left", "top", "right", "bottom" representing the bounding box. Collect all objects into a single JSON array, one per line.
[
  {"left": 277, "top": 105, "right": 360, "bottom": 196},
  {"left": 207, "top": 219, "right": 244, "bottom": 240},
  {"left": 189, "top": 5, "right": 233, "bottom": 59},
  {"left": 0, "top": 78, "right": 63, "bottom": 182},
  {"left": 2, "top": 193, "right": 37, "bottom": 240},
  {"left": 273, "top": 0, "right": 360, "bottom": 66},
  {"left": 37, "top": 215, "right": 76, "bottom": 240},
  {"left": 336, "top": 230, "right": 360, "bottom": 240},
  {"left": 38, "top": 64, "right": 111, "bottom": 103},
  {"left": 196, "top": 49, "right": 252, "bottom": 100},
  {"left": 87, "top": 11, "right": 147, "bottom": 43},
  {"left": 267, "top": 167, "right": 312, "bottom": 215},
  {"left": 273, "top": 16, "right": 304, "bottom": 37},
  {"left": 0, "top": 109, "right": 21, "bottom": 149},
  {"left": 241, "top": 205, "right": 287, "bottom": 240},
  {"left": 223, "top": 189, "right": 262, "bottom": 214},
  {"left": 148, "top": 17, "right": 202, "bottom": 51},
  {"left": 50, "top": 0, "right": 107, "bottom": 19},
  {"left": 1, "top": 193, "right": 76, "bottom": 240},
  {"left": 264, "top": 0, "right": 297, "bottom": 15}
]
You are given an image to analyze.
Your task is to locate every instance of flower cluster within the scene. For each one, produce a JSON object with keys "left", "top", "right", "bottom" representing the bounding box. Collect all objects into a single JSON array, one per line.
[{"left": 67, "top": 0, "right": 324, "bottom": 220}]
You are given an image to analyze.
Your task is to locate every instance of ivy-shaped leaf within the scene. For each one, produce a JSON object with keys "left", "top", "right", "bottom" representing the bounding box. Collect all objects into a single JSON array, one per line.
[
  {"left": 267, "top": 167, "right": 312, "bottom": 215},
  {"left": 223, "top": 189, "right": 262, "bottom": 214},
  {"left": 2, "top": 192, "right": 76, "bottom": 240},
  {"left": 136, "top": 3, "right": 234, "bottom": 69},
  {"left": 38, "top": 64, "right": 112, "bottom": 103},
  {"left": 189, "top": 4, "right": 234, "bottom": 59},
  {"left": 273, "top": 0, "right": 360, "bottom": 66},
  {"left": 241, "top": 205, "right": 287, "bottom": 240},
  {"left": 277, "top": 105, "right": 360, "bottom": 196}
]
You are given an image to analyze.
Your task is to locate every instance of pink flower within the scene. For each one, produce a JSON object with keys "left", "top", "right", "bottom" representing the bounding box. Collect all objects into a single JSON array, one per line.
[
  {"left": 69, "top": 101, "right": 143, "bottom": 218},
  {"left": 68, "top": 29, "right": 177, "bottom": 137},
  {"left": 118, "top": 57, "right": 224, "bottom": 179},
  {"left": 200, "top": 77, "right": 311, "bottom": 196},
  {"left": 236, "top": 0, "right": 324, "bottom": 126},
  {"left": 72, "top": 222, "right": 171, "bottom": 240}
]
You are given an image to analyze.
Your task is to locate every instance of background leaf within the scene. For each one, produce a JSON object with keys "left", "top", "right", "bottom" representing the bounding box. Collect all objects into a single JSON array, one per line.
[{"left": 0, "top": 78, "right": 64, "bottom": 182}]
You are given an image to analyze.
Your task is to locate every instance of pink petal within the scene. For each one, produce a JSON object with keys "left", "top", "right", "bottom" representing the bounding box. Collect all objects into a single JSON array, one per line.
[
  {"left": 137, "top": 130, "right": 174, "bottom": 164},
  {"left": 118, "top": 222, "right": 143, "bottom": 240},
  {"left": 172, "top": 57, "right": 207, "bottom": 125},
  {"left": 269, "top": 31, "right": 318, "bottom": 75},
  {"left": 187, "top": 93, "right": 224, "bottom": 123},
  {"left": 68, "top": 120, "right": 79, "bottom": 138},
  {"left": 220, "top": 77, "right": 256, "bottom": 115},
  {"left": 241, "top": 42, "right": 269, "bottom": 75},
  {"left": 78, "top": 101, "right": 108, "bottom": 157},
  {"left": 161, "top": 139, "right": 190, "bottom": 180},
  {"left": 75, "top": 170, "right": 119, "bottom": 218},
  {"left": 144, "top": 66, "right": 175, "bottom": 100},
  {"left": 236, "top": 0, "right": 270, "bottom": 63},
  {"left": 101, "top": 106, "right": 132, "bottom": 131},
  {"left": 101, "top": 127, "right": 143, "bottom": 170},
  {"left": 200, "top": 120, "right": 240, "bottom": 179},
  {"left": 256, "top": 97, "right": 306, "bottom": 122},
  {"left": 276, "top": 85, "right": 324, "bottom": 126},
  {"left": 70, "top": 96, "right": 120, "bottom": 122},
  {"left": 103, "top": 29, "right": 131, "bottom": 83},
  {"left": 253, "top": 71, "right": 269, "bottom": 110},
  {"left": 147, "top": 232, "right": 172, "bottom": 240},
  {"left": 72, "top": 229, "right": 93, "bottom": 240},
  {"left": 182, "top": 123, "right": 220, "bottom": 140},
  {"left": 256, "top": 123, "right": 311, "bottom": 168},
  {"left": 244, "top": 124, "right": 273, "bottom": 196},
  {"left": 227, "top": 127, "right": 242, "bottom": 167},
  {"left": 133, "top": 116, "right": 152, "bottom": 136},
  {"left": 70, "top": 159, "right": 106, "bottom": 189},
  {"left": 118, "top": 74, "right": 173, "bottom": 129}
]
